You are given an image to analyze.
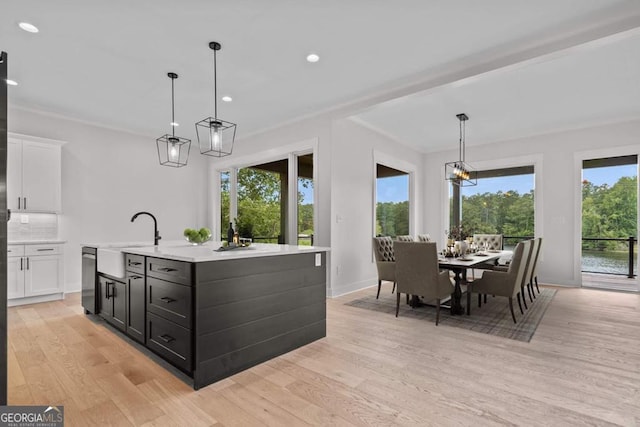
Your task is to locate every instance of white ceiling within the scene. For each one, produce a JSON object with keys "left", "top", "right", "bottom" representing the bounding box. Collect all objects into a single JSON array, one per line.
[{"left": 3, "top": 1, "right": 640, "bottom": 149}]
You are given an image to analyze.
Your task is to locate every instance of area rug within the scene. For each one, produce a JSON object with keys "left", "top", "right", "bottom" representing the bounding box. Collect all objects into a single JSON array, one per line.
[{"left": 345, "top": 288, "right": 556, "bottom": 342}]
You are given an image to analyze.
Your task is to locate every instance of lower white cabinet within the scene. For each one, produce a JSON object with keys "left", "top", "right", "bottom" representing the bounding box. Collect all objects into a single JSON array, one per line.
[{"left": 8, "top": 243, "right": 64, "bottom": 304}]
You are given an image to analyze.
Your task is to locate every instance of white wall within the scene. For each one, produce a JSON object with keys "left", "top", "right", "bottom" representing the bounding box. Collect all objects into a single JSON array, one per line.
[
  {"left": 424, "top": 118, "right": 640, "bottom": 286},
  {"left": 329, "top": 118, "right": 424, "bottom": 296},
  {"left": 8, "top": 107, "right": 209, "bottom": 292}
]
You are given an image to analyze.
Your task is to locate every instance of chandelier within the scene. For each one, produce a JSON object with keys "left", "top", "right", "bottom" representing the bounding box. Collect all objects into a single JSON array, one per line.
[{"left": 445, "top": 113, "right": 476, "bottom": 186}]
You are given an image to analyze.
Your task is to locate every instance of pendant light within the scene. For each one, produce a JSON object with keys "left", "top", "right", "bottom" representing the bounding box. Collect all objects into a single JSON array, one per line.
[
  {"left": 156, "top": 72, "right": 191, "bottom": 167},
  {"left": 196, "top": 41, "right": 236, "bottom": 157},
  {"left": 445, "top": 113, "right": 476, "bottom": 186}
]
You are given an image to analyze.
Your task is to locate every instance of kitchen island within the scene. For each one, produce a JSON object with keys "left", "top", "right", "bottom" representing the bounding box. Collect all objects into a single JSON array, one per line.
[{"left": 83, "top": 242, "right": 329, "bottom": 389}]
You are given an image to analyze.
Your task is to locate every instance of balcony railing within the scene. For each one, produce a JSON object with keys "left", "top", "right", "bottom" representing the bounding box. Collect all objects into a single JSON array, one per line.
[{"left": 503, "top": 235, "right": 637, "bottom": 278}]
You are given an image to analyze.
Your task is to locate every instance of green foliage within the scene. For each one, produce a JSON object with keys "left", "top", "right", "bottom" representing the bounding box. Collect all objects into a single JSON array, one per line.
[
  {"left": 461, "top": 190, "right": 534, "bottom": 238},
  {"left": 581, "top": 176, "right": 637, "bottom": 250},
  {"left": 376, "top": 201, "right": 409, "bottom": 237},
  {"left": 223, "top": 168, "right": 314, "bottom": 242}
]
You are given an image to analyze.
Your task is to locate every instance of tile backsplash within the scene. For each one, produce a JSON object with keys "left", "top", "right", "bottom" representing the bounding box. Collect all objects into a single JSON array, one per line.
[{"left": 8, "top": 213, "right": 59, "bottom": 241}]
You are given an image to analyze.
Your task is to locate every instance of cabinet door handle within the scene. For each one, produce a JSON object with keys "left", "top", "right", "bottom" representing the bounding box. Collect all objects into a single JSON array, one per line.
[
  {"left": 159, "top": 297, "right": 176, "bottom": 303},
  {"left": 24, "top": 197, "right": 27, "bottom": 210},
  {"left": 129, "top": 275, "right": 142, "bottom": 280},
  {"left": 158, "top": 334, "right": 175, "bottom": 343},
  {"left": 26, "top": 257, "right": 29, "bottom": 270},
  {"left": 18, "top": 198, "right": 21, "bottom": 210},
  {"left": 157, "top": 267, "right": 178, "bottom": 272},
  {"left": 129, "top": 261, "right": 142, "bottom": 266},
  {"left": 20, "top": 258, "right": 23, "bottom": 271},
  {"left": 37, "top": 248, "right": 55, "bottom": 252},
  {"left": 105, "top": 282, "right": 111, "bottom": 299}
]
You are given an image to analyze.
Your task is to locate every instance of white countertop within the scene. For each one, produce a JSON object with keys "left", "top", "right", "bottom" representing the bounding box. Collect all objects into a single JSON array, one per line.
[
  {"left": 9, "top": 240, "right": 66, "bottom": 245},
  {"left": 121, "top": 241, "right": 330, "bottom": 263}
]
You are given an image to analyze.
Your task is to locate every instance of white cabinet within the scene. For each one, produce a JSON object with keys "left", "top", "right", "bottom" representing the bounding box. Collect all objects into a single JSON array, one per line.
[
  {"left": 8, "top": 134, "right": 63, "bottom": 213},
  {"left": 8, "top": 244, "right": 64, "bottom": 304},
  {"left": 7, "top": 256, "right": 25, "bottom": 299}
]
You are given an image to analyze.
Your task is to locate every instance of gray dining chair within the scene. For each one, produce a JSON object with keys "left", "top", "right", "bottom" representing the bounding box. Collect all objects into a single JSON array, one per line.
[
  {"left": 470, "top": 240, "right": 530, "bottom": 323},
  {"left": 396, "top": 235, "right": 414, "bottom": 242},
  {"left": 417, "top": 234, "right": 432, "bottom": 242},
  {"left": 529, "top": 237, "right": 543, "bottom": 294},
  {"left": 373, "top": 237, "right": 396, "bottom": 298},
  {"left": 394, "top": 241, "right": 454, "bottom": 325}
]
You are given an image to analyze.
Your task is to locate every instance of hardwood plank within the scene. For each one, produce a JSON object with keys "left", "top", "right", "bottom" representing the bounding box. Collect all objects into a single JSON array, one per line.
[{"left": 6, "top": 287, "right": 640, "bottom": 426}]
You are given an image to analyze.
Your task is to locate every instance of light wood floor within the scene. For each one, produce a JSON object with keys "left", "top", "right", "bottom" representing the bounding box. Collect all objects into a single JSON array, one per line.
[
  {"left": 582, "top": 272, "right": 639, "bottom": 293},
  {"left": 8, "top": 286, "right": 640, "bottom": 426}
]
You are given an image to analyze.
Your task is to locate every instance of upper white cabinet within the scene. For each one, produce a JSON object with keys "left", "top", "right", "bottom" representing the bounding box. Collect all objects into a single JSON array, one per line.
[{"left": 8, "top": 134, "right": 64, "bottom": 213}]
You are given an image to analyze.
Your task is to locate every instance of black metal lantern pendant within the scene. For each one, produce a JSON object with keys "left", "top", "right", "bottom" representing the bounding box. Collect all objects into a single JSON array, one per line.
[
  {"left": 196, "top": 41, "right": 237, "bottom": 157},
  {"left": 157, "top": 72, "right": 191, "bottom": 167},
  {"left": 445, "top": 113, "right": 477, "bottom": 186}
]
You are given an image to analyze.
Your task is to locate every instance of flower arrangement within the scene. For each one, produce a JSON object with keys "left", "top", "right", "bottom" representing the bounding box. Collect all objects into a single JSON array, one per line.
[{"left": 446, "top": 224, "right": 469, "bottom": 241}]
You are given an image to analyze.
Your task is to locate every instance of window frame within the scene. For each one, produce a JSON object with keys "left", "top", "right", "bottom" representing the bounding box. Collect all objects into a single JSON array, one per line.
[{"left": 211, "top": 139, "right": 318, "bottom": 245}]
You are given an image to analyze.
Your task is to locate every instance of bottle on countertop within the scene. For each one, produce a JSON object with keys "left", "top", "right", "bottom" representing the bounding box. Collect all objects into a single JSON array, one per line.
[
  {"left": 233, "top": 230, "right": 239, "bottom": 245},
  {"left": 227, "top": 222, "right": 234, "bottom": 243}
]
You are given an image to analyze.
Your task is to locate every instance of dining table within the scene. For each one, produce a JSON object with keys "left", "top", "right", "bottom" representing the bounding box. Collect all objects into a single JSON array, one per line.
[{"left": 438, "top": 250, "right": 512, "bottom": 315}]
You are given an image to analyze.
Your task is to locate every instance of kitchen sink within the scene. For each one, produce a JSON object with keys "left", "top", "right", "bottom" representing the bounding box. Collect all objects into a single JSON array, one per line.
[{"left": 97, "top": 248, "right": 128, "bottom": 279}]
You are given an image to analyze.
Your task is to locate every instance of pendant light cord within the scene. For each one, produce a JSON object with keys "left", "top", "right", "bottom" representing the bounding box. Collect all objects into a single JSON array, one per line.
[
  {"left": 213, "top": 48, "right": 218, "bottom": 120},
  {"left": 171, "top": 76, "right": 175, "bottom": 137}
]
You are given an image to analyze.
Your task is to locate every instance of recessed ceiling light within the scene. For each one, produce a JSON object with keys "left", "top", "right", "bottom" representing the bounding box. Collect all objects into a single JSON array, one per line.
[
  {"left": 222, "top": 96, "right": 232, "bottom": 102},
  {"left": 170, "top": 122, "right": 179, "bottom": 127},
  {"left": 306, "top": 53, "right": 320, "bottom": 63},
  {"left": 18, "top": 22, "right": 39, "bottom": 33},
  {"left": 5, "top": 79, "right": 18, "bottom": 86}
]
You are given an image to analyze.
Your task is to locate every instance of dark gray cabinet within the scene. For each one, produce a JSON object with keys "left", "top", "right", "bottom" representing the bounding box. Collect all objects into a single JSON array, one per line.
[
  {"left": 145, "top": 256, "right": 193, "bottom": 374},
  {"left": 126, "top": 272, "right": 145, "bottom": 343},
  {"left": 98, "top": 274, "right": 126, "bottom": 332}
]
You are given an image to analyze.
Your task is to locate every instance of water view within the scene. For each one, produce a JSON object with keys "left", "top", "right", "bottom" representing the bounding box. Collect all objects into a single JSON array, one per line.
[{"left": 582, "top": 249, "right": 638, "bottom": 276}]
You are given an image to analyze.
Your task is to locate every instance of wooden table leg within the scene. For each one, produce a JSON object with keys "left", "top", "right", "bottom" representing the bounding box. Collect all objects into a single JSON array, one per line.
[{"left": 450, "top": 269, "right": 465, "bottom": 315}]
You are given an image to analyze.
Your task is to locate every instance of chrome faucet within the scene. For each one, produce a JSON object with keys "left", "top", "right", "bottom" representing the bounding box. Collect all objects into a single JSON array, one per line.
[{"left": 131, "top": 211, "right": 161, "bottom": 246}]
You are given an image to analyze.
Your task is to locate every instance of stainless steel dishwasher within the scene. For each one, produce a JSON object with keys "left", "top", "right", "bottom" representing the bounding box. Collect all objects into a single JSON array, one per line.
[{"left": 81, "top": 246, "right": 98, "bottom": 314}]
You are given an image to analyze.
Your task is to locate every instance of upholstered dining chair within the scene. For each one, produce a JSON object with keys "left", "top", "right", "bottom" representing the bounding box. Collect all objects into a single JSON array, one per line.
[
  {"left": 523, "top": 238, "right": 539, "bottom": 303},
  {"left": 396, "top": 235, "right": 414, "bottom": 242},
  {"left": 394, "top": 241, "right": 454, "bottom": 325},
  {"left": 373, "top": 237, "right": 396, "bottom": 298},
  {"left": 471, "top": 240, "right": 530, "bottom": 323},
  {"left": 417, "top": 234, "right": 432, "bottom": 242},
  {"left": 529, "top": 237, "right": 543, "bottom": 294},
  {"left": 473, "top": 234, "right": 503, "bottom": 251}
]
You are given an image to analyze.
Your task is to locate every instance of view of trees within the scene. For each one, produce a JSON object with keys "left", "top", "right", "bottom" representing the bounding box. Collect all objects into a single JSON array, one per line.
[
  {"left": 461, "top": 190, "right": 534, "bottom": 238},
  {"left": 220, "top": 168, "right": 314, "bottom": 244},
  {"left": 376, "top": 201, "right": 409, "bottom": 237},
  {"left": 582, "top": 176, "right": 637, "bottom": 250}
]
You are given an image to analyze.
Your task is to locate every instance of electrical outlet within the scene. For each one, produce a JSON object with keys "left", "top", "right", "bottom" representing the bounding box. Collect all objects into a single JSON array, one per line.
[
  {"left": 20, "top": 215, "right": 29, "bottom": 224},
  {"left": 315, "top": 253, "right": 322, "bottom": 267}
]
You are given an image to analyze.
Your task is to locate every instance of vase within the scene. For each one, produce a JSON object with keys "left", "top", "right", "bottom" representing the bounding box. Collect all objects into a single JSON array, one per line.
[{"left": 454, "top": 241, "right": 468, "bottom": 256}]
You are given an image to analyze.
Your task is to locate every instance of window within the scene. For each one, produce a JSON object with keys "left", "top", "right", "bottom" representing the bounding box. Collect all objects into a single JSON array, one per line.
[
  {"left": 219, "top": 171, "right": 230, "bottom": 240},
  {"left": 459, "top": 166, "right": 535, "bottom": 248},
  {"left": 581, "top": 155, "right": 637, "bottom": 276},
  {"left": 219, "top": 152, "right": 315, "bottom": 245},
  {"left": 297, "top": 154, "right": 314, "bottom": 245},
  {"left": 376, "top": 164, "right": 409, "bottom": 237},
  {"left": 237, "top": 159, "right": 287, "bottom": 244}
]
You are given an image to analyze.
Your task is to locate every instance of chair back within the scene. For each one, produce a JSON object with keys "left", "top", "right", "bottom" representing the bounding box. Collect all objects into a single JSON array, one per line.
[
  {"left": 373, "top": 236, "right": 395, "bottom": 262},
  {"left": 508, "top": 240, "right": 532, "bottom": 297},
  {"left": 530, "top": 237, "right": 543, "bottom": 282},
  {"left": 473, "top": 234, "right": 503, "bottom": 250},
  {"left": 396, "top": 235, "right": 414, "bottom": 242},
  {"left": 523, "top": 238, "right": 539, "bottom": 286},
  {"left": 394, "top": 241, "right": 442, "bottom": 299},
  {"left": 417, "top": 234, "right": 431, "bottom": 242}
]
